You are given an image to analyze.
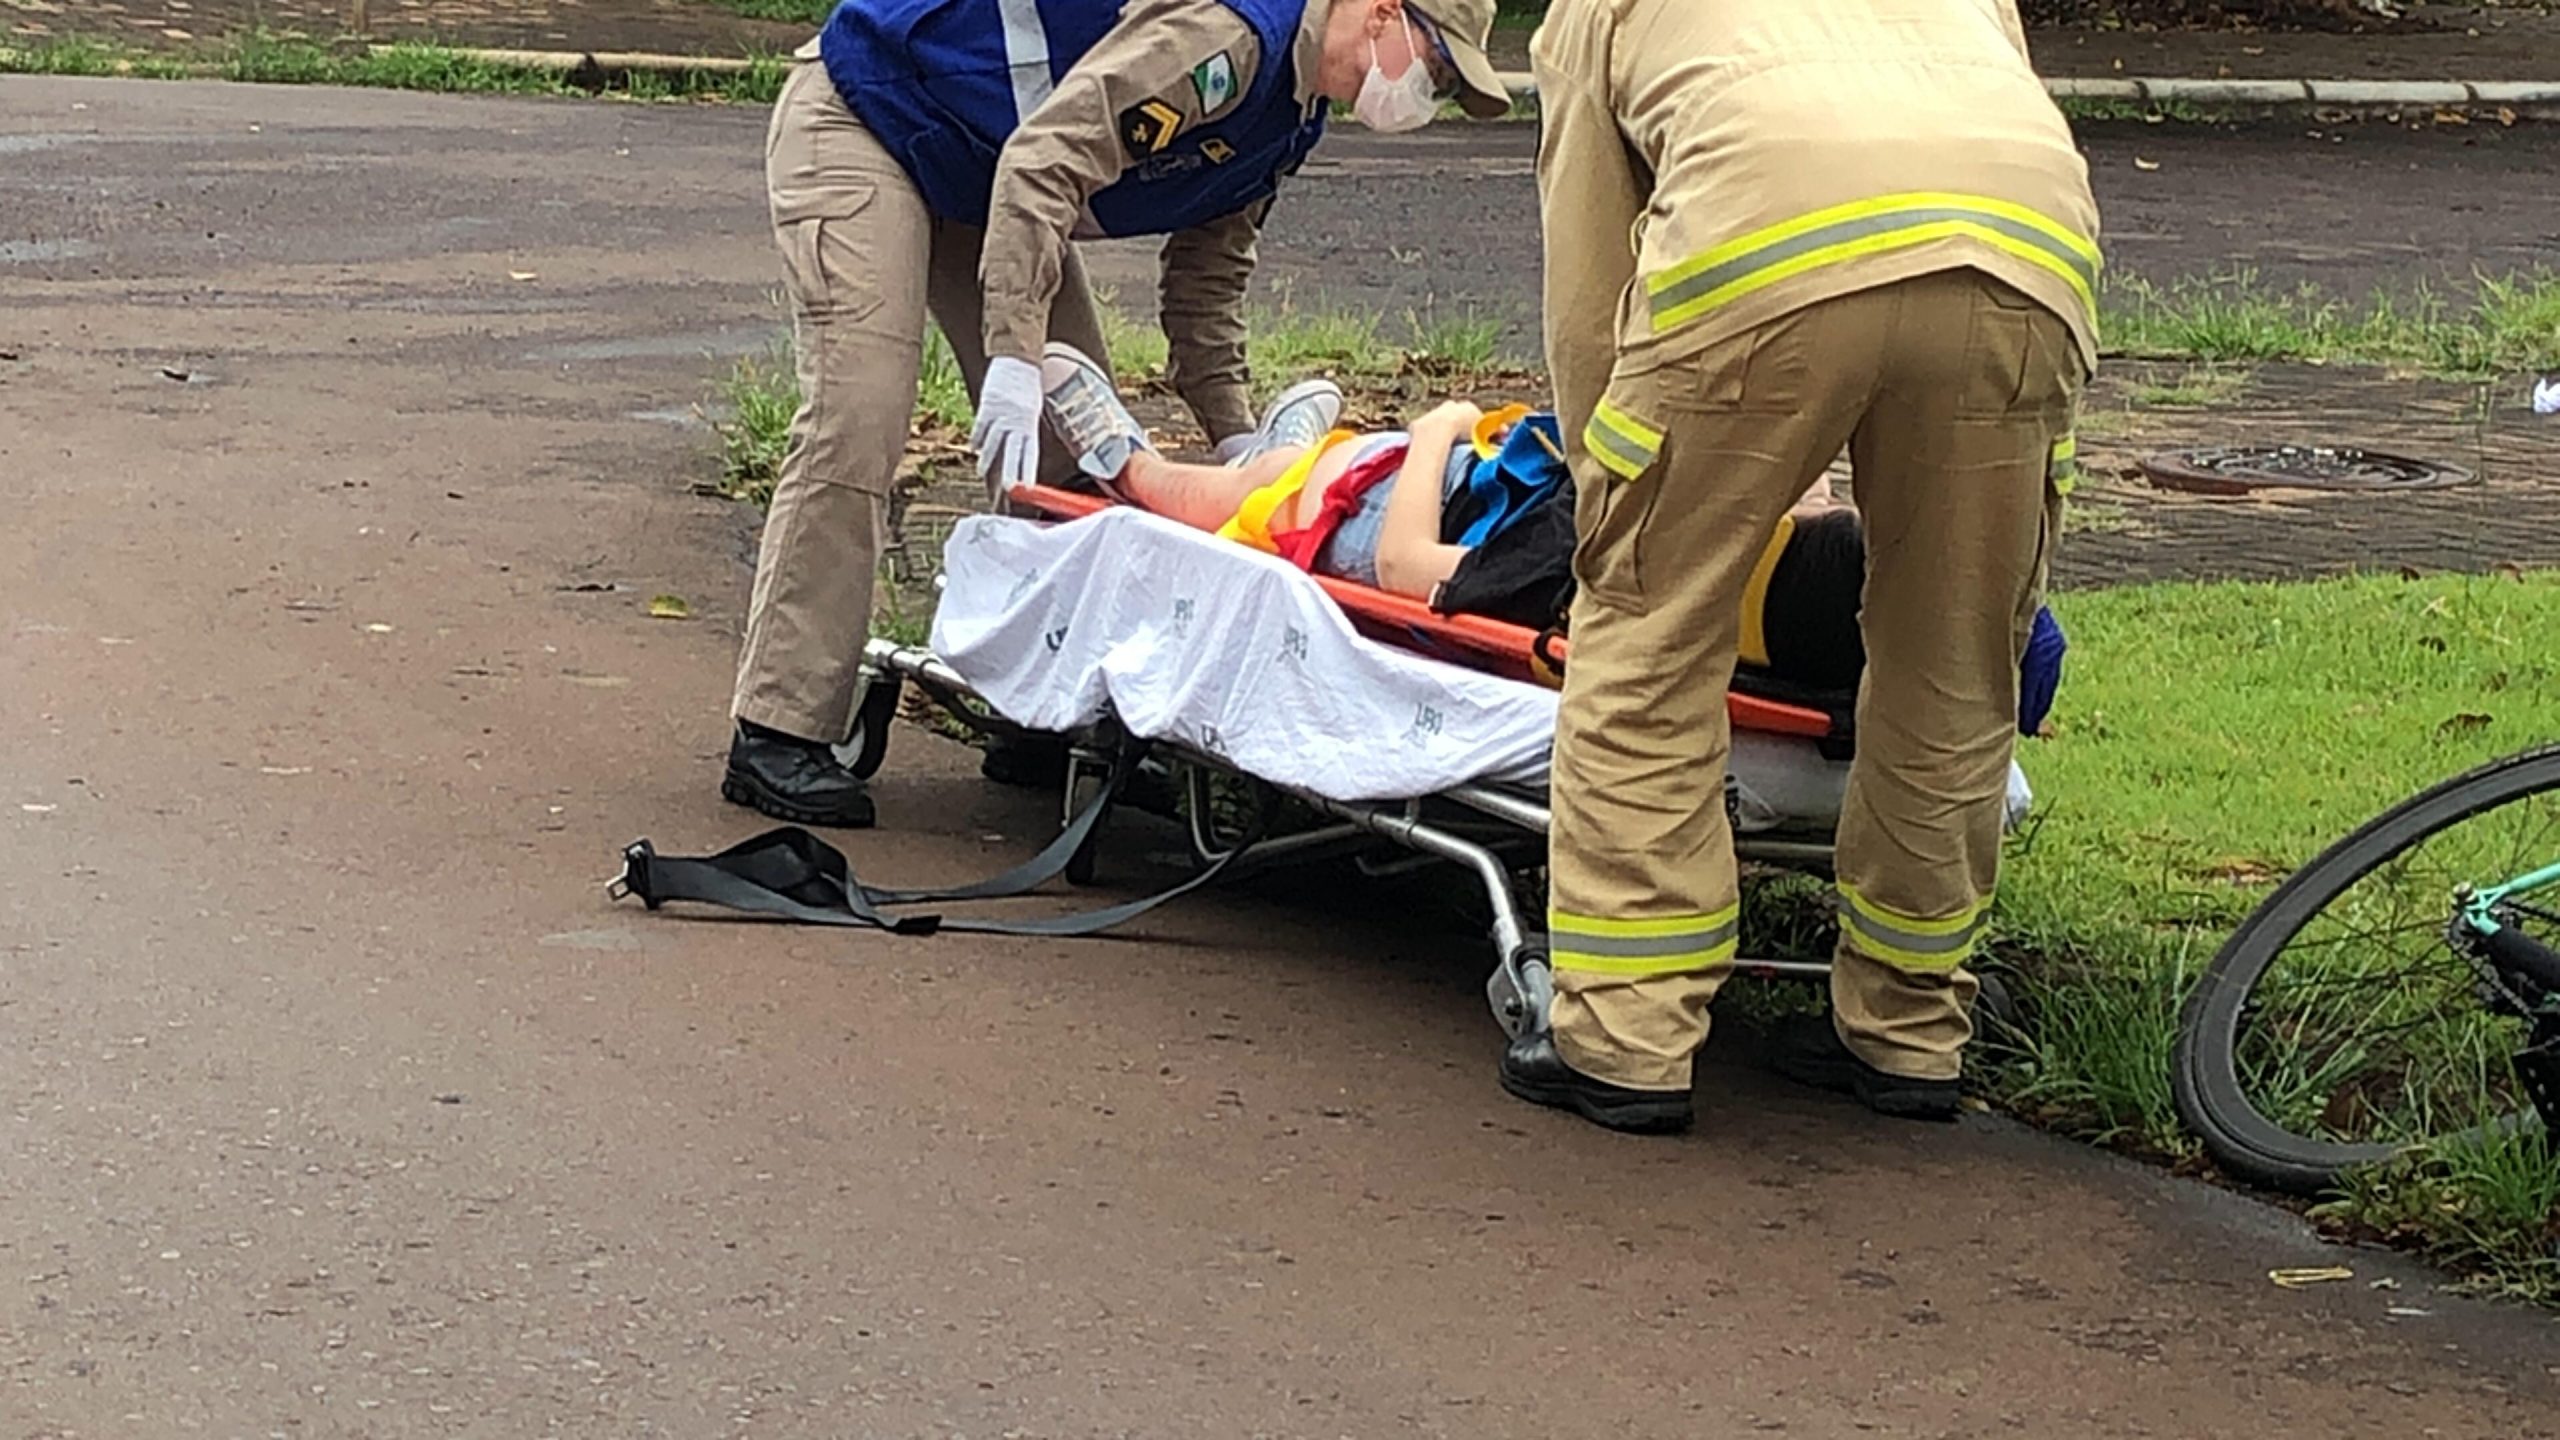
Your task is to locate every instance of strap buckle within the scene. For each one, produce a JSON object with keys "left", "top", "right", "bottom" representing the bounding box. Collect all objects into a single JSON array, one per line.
[{"left": 606, "top": 839, "right": 657, "bottom": 907}]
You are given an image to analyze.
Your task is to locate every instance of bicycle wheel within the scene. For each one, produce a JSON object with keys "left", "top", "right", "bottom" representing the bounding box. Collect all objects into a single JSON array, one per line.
[{"left": 2173, "top": 744, "right": 2560, "bottom": 1194}]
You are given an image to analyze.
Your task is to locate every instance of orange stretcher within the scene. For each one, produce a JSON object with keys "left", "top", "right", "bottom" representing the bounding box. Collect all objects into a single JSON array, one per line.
[
  {"left": 1004, "top": 483, "right": 1849, "bottom": 747},
  {"left": 816, "top": 481, "right": 1855, "bottom": 1043}
]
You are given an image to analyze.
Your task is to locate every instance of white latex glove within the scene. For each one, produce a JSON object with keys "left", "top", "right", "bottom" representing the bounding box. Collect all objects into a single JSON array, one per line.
[{"left": 970, "top": 355, "right": 1044, "bottom": 492}]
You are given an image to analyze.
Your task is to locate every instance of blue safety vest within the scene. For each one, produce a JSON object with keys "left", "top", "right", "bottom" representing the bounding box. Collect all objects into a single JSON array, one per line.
[{"left": 819, "top": 0, "right": 1325, "bottom": 235}]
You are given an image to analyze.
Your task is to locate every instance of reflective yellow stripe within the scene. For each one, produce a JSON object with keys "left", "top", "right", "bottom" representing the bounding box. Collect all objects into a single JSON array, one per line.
[
  {"left": 1550, "top": 905, "right": 1740, "bottom": 978},
  {"left": 1583, "top": 399, "right": 1662, "bottom": 483},
  {"left": 1835, "top": 884, "right": 1992, "bottom": 973},
  {"left": 2048, "top": 434, "right": 2079, "bottom": 497},
  {"left": 1646, "top": 193, "right": 2101, "bottom": 333},
  {"left": 1736, "top": 513, "right": 1795, "bottom": 670},
  {"left": 1214, "top": 429, "right": 1353, "bottom": 554}
]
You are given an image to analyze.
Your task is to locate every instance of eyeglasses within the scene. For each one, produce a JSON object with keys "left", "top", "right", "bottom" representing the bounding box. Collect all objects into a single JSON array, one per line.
[{"left": 1404, "top": 7, "right": 1463, "bottom": 99}]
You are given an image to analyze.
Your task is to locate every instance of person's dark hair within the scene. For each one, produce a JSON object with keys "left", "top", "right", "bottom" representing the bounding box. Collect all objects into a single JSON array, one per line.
[{"left": 1758, "top": 506, "right": 1867, "bottom": 695}]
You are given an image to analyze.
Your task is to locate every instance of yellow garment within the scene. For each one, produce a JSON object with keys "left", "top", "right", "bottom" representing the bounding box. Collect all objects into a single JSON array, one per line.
[
  {"left": 1215, "top": 429, "right": 1354, "bottom": 554},
  {"left": 1735, "top": 513, "right": 1797, "bottom": 670},
  {"left": 1470, "top": 403, "right": 1534, "bottom": 460}
]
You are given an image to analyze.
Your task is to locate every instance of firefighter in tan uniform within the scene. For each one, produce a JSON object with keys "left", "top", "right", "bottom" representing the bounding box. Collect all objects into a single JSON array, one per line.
[
  {"left": 1499, "top": 0, "right": 2100, "bottom": 1133},
  {"left": 724, "top": 0, "right": 1510, "bottom": 828}
]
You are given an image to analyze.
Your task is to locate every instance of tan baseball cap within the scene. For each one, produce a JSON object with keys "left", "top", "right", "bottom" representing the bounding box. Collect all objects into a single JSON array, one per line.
[{"left": 1409, "top": 0, "right": 1512, "bottom": 119}]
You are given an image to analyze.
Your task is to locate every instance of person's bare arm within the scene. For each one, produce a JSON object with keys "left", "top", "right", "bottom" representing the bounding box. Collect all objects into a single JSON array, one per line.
[{"left": 1373, "top": 401, "right": 1480, "bottom": 600}]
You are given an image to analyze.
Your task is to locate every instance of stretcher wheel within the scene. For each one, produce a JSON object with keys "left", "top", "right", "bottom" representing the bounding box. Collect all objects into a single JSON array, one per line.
[
  {"left": 1487, "top": 942, "right": 1553, "bottom": 1041},
  {"left": 845, "top": 673, "right": 901, "bottom": 781}
]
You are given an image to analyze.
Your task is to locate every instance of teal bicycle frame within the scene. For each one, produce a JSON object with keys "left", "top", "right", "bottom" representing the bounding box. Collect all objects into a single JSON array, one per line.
[{"left": 2458, "top": 858, "right": 2560, "bottom": 937}]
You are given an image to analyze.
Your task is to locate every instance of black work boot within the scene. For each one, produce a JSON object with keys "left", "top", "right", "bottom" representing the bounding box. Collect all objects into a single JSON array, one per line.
[
  {"left": 1498, "top": 1031, "right": 1694, "bottom": 1135},
  {"left": 1767, "top": 1015, "right": 1961, "bottom": 1121},
  {"left": 722, "top": 720, "right": 876, "bottom": 829}
]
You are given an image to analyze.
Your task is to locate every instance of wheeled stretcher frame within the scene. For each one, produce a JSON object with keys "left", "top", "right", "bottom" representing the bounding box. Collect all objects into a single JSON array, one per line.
[{"left": 840, "top": 483, "right": 1861, "bottom": 1041}]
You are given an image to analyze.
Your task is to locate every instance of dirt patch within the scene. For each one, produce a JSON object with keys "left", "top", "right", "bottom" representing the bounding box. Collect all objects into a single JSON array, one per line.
[{"left": 2057, "top": 361, "right": 2559, "bottom": 588}]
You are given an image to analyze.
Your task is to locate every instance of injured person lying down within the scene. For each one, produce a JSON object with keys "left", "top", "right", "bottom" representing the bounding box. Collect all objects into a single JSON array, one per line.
[{"left": 1035, "top": 341, "right": 2065, "bottom": 734}]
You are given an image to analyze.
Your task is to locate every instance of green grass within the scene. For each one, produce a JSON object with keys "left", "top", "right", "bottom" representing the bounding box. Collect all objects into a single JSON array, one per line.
[
  {"left": 2127, "top": 364, "right": 2251, "bottom": 409},
  {"left": 2100, "top": 269, "right": 2560, "bottom": 377},
  {"left": 2057, "top": 97, "right": 2217, "bottom": 126},
  {"left": 2321, "top": 1132, "right": 2560, "bottom": 1298},
  {"left": 709, "top": 0, "right": 838, "bottom": 22},
  {"left": 1981, "top": 569, "right": 2560, "bottom": 1294},
  {"left": 0, "top": 37, "right": 195, "bottom": 80},
  {"left": 2, "top": 32, "right": 789, "bottom": 104}
]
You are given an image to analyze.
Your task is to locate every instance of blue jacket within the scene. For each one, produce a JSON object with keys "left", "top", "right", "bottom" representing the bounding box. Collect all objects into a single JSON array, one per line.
[{"left": 819, "top": 0, "right": 1325, "bottom": 235}]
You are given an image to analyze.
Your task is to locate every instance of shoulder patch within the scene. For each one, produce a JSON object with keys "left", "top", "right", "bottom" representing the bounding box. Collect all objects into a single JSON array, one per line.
[
  {"left": 1189, "top": 51, "right": 1238, "bottom": 114},
  {"left": 1119, "top": 98, "right": 1185, "bottom": 157}
]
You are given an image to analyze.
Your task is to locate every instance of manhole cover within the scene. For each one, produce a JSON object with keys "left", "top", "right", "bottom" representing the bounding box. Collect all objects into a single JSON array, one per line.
[{"left": 2141, "top": 445, "right": 2476, "bottom": 497}]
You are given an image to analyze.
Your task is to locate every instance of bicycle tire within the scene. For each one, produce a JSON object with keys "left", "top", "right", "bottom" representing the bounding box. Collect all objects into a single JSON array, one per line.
[{"left": 2172, "top": 743, "right": 2560, "bottom": 1195}]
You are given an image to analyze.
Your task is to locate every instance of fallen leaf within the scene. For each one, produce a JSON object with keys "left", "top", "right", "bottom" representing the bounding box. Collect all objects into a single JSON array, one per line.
[
  {"left": 2199, "top": 858, "right": 2279, "bottom": 886},
  {"left": 647, "top": 594, "right": 692, "bottom": 620},
  {"left": 2432, "top": 108, "right": 2470, "bottom": 127},
  {"left": 2242, "top": 45, "right": 2265, "bottom": 55},
  {"left": 364, "top": 623, "right": 396, "bottom": 634},
  {"left": 2270, "top": 1266, "right": 2354, "bottom": 1289},
  {"left": 2133, "top": 157, "right": 2161, "bottom": 172},
  {"left": 2498, "top": 106, "right": 2518, "bottom": 127},
  {"left": 160, "top": 366, "right": 192, "bottom": 382},
  {"left": 2438, "top": 712, "right": 2493, "bottom": 737},
  {"left": 509, "top": 270, "right": 539, "bottom": 282}
]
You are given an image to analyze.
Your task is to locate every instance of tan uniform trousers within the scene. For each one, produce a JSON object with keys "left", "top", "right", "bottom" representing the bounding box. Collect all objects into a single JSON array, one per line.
[
  {"left": 1547, "top": 269, "right": 2081, "bottom": 1092},
  {"left": 732, "top": 59, "right": 1113, "bottom": 742}
]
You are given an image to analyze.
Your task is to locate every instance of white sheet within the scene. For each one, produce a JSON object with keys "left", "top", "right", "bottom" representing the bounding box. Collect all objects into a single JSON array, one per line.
[{"left": 927, "top": 508, "right": 2031, "bottom": 830}]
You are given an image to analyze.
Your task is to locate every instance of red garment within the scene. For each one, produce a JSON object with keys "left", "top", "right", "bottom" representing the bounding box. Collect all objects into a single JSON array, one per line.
[{"left": 1268, "top": 441, "right": 1408, "bottom": 572}]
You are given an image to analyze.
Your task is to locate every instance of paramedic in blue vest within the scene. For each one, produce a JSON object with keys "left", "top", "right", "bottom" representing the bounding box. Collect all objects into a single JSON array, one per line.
[{"left": 722, "top": 0, "right": 1512, "bottom": 828}]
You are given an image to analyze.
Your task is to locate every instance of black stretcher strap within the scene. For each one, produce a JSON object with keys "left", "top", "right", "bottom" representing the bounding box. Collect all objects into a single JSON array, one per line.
[{"left": 610, "top": 750, "right": 1253, "bottom": 939}]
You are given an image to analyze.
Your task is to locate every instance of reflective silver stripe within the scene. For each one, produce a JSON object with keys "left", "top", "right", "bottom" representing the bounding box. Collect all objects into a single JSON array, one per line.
[
  {"left": 1837, "top": 899, "right": 1990, "bottom": 959},
  {"left": 1585, "top": 418, "right": 1653, "bottom": 479},
  {"left": 1551, "top": 919, "right": 1740, "bottom": 960},
  {"left": 995, "top": 0, "right": 1056, "bottom": 122},
  {"left": 1649, "top": 205, "right": 2098, "bottom": 327}
]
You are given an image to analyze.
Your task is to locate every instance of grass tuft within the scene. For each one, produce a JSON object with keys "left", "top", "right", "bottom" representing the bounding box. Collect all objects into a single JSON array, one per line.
[{"left": 2101, "top": 269, "right": 2560, "bottom": 376}]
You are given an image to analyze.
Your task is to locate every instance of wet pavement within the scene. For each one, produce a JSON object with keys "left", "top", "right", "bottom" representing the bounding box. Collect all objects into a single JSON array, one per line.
[{"left": 6, "top": 74, "right": 2560, "bottom": 1440}]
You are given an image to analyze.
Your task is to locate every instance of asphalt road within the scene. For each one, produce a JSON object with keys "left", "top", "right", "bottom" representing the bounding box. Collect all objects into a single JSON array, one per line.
[{"left": 5, "top": 76, "right": 2558, "bottom": 1440}]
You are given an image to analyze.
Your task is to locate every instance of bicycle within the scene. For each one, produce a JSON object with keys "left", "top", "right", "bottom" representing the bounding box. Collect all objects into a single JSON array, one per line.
[{"left": 2173, "top": 744, "right": 2560, "bottom": 1194}]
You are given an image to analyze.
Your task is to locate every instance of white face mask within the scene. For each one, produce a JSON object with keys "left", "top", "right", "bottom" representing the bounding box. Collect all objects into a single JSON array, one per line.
[{"left": 1353, "top": 18, "right": 1438, "bottom": 133}]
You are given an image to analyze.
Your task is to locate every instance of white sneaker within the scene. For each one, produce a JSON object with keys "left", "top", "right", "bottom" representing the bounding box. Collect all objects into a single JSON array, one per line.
[
  {"left": 1039, "top": 342, "right": 1152, "bottom": 495},
  {"left": 1230, "top": 377, "right": 1344, "bottom": 465}
]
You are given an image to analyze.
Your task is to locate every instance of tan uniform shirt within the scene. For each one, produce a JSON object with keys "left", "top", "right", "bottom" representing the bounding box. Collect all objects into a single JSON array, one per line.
[
  {"left": 1531, "top": 0, "right": 2101, "bottom": 444},
  {"left": 980, "top": 0, "right": 1328, "bottom": 440}
]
